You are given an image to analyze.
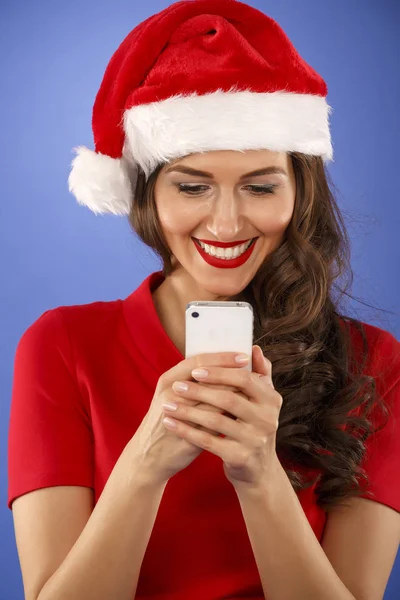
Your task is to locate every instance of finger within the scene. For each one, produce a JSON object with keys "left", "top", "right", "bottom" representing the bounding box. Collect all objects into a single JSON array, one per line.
[
  {"left": 190, "top": 365, "right": 277, "bottom": 406},
  {"left": 191, "top": 422, "right": 222, "bottom": 436},
  {"left": 252, "top": 345, "right": 268, "bottom": 376},
  {"left": 164, "top": 403, "right": 243, "bottom": 439},
  {"left": 175, "top": 382, "right": 238, "bottom": 409},
  {"left": 172, "top": 380, "right": 254, "bottom": 422},
  {"left": 163, "top": 415, "right": 243, "bottom": 461},
  {"left": 160, "top": 352, "right": 251, "bottom": 391},
  {"left": 169, "top": 382, "right": 236, "bottom": 430},
  {"left": 253, "top": 345, "right": 275, "bottom": 388},
  {"left": 178, "top": 391, "right": 235, "bottom": 430}
]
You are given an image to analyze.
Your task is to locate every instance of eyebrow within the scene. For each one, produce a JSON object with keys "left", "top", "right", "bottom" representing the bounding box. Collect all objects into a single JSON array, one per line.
[{"left": 164, "top": 165, "right": 288, "bottom": 179}]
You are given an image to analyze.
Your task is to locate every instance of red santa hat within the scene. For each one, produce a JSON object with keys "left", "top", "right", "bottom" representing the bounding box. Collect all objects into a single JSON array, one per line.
[{"left": 68, "top": 0, "right": 333, "bottom": 216}]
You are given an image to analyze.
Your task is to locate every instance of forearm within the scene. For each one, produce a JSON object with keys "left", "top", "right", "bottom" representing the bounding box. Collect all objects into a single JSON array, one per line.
[
  {"left": 37, "top": 444, "right": 167, "bottom": 600},
  {"left": 235, "top": 459, "right": 355, "bottom": 600}
]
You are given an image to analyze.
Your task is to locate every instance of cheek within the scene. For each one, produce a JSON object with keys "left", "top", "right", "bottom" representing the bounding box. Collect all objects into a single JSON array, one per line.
[
  {"left": 255, "top": 201, "right": 294, "bottom": 235},
  {"left": 157, "top": 206, "right": 197, "bottom": 235},
  {"left": 157, "top": 199, "right": 204, "bottom": 234}
]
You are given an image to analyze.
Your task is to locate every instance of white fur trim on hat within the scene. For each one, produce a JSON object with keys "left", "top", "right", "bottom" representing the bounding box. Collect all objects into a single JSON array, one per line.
[{"left": 124, "top": 89, "right": 333, "bottom": 179}]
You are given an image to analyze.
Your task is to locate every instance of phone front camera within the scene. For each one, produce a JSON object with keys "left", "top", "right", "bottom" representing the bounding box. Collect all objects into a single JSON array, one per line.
[{"left": 192, "top": 312, "right": 199, "bottom": 318}]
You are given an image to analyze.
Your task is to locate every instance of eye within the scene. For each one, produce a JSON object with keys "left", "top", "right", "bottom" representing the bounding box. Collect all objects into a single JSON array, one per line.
[
  {"left": 244, "top": 185, "right": 277, "bottom": 195},
  {"left": 177, "top": 184, "right": 209, "bottom": 195},
  {"left": 176, "top": 183, "right": 278, "bottom": 196}
]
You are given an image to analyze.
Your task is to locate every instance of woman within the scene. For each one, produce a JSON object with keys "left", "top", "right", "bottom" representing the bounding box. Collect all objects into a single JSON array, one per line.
[{"left": 8, "top": 1, "right": 400, "bottom": 599}]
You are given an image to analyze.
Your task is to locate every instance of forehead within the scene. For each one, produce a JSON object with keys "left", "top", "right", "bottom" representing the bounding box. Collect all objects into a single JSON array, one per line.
[
  {"left": 170, "top": 149, "right": 287, "bottom": 165},
  {"left": 162, "top": 149, "right": 291, "bottom": 178}
]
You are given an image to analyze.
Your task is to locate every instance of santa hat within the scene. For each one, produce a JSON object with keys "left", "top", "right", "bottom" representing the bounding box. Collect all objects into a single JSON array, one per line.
[{"left": 68, "top": 0, "right": 333, "bottom": 216}]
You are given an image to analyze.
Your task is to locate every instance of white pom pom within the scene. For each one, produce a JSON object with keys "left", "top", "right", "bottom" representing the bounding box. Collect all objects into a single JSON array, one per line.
[{"left": 68, "top": 146, "right": 135, "bottom": 216}]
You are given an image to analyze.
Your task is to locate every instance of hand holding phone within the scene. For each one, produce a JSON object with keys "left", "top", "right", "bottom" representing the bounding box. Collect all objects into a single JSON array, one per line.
[{"left": 185, "top": 299, "right": 254, "bottom": 419}]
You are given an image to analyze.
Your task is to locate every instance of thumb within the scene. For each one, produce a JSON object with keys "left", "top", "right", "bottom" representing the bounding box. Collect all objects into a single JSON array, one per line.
[
  {"left": 253, "top": 345, "right": 274, "bottom": 388},
  {"left": 252, "top": 345, "right": 269, "bottom": 376}
]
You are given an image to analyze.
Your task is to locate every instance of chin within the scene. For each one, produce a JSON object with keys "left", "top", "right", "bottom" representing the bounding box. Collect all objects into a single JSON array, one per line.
[{"left": 192, "top": 271, "right": 253, "bottom": 298}]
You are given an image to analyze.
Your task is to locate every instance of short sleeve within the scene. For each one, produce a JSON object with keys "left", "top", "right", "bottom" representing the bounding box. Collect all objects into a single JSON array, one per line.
[
  {"left": 357, "top": 330, "right": 400, "bottom": 513},
  {"left": 7, "top": 308, "right": 94, "bottom": 510}
]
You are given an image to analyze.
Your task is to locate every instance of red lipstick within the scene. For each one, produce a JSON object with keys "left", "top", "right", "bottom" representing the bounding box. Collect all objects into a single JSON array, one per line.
[
  {"left": 196, "top": 238, "right": 252, "bottom": 248},
  {"left": 193, "top": 237, "right": 257, "bottom": 269}
]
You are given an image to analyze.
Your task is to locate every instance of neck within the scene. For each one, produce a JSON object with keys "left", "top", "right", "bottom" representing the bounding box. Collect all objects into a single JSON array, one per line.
[{"left": 151, "top": 267, "right": 228, "bottom": 355}]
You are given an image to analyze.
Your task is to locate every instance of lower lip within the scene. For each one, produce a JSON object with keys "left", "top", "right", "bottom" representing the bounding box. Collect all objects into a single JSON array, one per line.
[{"left": 193, "top": 238, "right": 257, "bottom": 269}]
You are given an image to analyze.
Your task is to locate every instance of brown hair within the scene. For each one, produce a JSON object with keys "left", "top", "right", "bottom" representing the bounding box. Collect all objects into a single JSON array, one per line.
[{"left": 128, "top": 153, "right": 391, "bottom": 512}]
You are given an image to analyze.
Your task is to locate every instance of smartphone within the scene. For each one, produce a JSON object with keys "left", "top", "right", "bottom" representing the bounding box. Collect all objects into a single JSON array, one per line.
[{"left": 185, "top": 300, "right": 254, "bottom": 371}]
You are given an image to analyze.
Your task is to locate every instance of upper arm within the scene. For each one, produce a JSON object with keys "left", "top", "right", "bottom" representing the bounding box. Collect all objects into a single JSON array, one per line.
[
  {"left": 12, "top": 485, "right": 94, "bottom": 600},
  {"left": 321, "top": 496, "right": 400, "bottom": 600},
  {"left": 8, "top": 308, "right": 94, "bottom": 512}
]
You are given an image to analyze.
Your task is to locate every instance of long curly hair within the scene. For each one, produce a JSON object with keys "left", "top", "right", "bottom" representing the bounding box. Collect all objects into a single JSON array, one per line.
[{"left": 128, "top": 152, "right": 390, "bottom": 512}]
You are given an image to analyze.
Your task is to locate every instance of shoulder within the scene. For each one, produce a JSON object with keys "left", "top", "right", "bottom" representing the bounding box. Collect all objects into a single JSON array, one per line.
[
  {"left": 341, "top": 317, "right": 400, "bottom": 388},
  {"left": 17, "top": 298, "right": 123, "bottom": 357},
  {"left": 339, "top": 319, "right": 400, "bottom": 432},
  {"left": 344, "top": 318, "right": 398, "bottom": 347},
  {"left": 57, "top": 297, "right": 123, "bottom": 337}
]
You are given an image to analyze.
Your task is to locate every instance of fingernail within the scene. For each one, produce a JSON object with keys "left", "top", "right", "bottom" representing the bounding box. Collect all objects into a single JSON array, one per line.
[
  {"left": 192, "top": 368, "right": 209, "bottom": 378},
  {"left": 163, "top": 402, "right": 178, "bottom": 411},
  {"left": 163, "top": 417, "right": 177, "bottom": 428},
  {"left": 235, "top": 354, "right": 250, "bottom": 364},
  {"left": 172, "top": 381, "right": 189, "bottom": 393}
]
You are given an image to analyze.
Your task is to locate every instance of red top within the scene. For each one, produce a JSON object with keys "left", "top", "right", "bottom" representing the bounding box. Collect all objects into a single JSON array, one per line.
[{"left": 7, "top": 271, "right": 400, "bottom": 600}]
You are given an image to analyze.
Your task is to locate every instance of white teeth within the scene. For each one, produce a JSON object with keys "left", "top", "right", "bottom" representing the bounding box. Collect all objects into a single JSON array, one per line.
[{"left": 198, "top": 239, "right": 253, "bottom": 259}]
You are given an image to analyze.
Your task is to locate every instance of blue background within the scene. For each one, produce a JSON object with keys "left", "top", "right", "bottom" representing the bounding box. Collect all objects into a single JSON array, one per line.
[{"left": 1, "top": 0, "right": 399, "bottom": 597}]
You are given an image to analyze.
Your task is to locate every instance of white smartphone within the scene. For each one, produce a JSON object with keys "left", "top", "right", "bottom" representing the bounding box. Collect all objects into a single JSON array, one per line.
[{"left": 185, "top": 300, "right": 254, "bottom": 371}]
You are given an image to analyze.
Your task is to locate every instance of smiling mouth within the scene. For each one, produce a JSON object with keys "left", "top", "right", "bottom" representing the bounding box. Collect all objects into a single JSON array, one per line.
[{"left": 192, "top": 237, "right": 257, "bottom": 249}]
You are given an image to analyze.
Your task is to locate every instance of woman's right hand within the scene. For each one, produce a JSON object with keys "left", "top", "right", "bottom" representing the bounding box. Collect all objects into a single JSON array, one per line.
[{"left": 127, "top": 352, "right": 246, "bottom": 486}]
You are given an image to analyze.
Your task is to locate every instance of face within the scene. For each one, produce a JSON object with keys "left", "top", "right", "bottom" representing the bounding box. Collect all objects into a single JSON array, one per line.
[{"left": 154, "top": 149, "right": 296, "bottom": 300}]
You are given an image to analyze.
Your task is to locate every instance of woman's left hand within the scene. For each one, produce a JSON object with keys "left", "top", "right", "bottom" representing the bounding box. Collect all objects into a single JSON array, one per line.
[{"left": 162, "top": 345, "right": 283, "bottom": 490}]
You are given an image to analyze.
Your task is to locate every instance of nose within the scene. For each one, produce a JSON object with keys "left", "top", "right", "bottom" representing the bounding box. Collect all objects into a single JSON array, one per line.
[{"left": 205, "top": 192, "right": 245, "bottom": 241}]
